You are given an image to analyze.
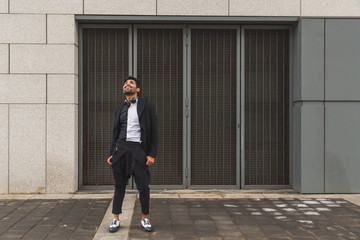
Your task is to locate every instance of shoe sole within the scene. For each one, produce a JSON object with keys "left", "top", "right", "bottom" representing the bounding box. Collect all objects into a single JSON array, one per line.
[
  {"left": 109, "top": 227, "right": 119, "bottom": 233},
  {"left": 141, "top": 226, "right": 152, "bottom": 232}
]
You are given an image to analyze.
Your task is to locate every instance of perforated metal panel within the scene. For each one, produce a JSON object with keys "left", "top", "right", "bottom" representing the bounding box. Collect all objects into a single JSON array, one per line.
[
  {"left": 81, "top": 25, "right": 290, "bottom": 188},
  {"left": 244, "top": 29, "right": 290, "bottom": 186},
  {"left": 136, "top": 28, "right": 183, "bottom": 185},
  {"left": 190, "top": 29, "right": 237, "bottom": 185},
  {"left": 82, "top": 28, "right": 129, "bottom": 185}
]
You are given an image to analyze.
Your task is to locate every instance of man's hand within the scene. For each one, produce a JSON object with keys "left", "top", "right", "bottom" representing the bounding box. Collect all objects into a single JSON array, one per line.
[
  {"left": 146, "top": 156, "right": 155, "bottom": 166},
  {"left": 107, "top": 156, "right": 113, "bottom": 165}
]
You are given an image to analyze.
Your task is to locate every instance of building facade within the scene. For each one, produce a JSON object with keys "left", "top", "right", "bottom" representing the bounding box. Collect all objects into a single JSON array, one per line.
[{"left": 1, "top": 0, "right": 360, "bottom": 194}]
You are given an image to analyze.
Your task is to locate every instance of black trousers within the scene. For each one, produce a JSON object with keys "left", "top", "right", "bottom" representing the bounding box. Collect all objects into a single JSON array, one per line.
[{"left": 111, "top": 141, "right": 150, "bottom": 215}]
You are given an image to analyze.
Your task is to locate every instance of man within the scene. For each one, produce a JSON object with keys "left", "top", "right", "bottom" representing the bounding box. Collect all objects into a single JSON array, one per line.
[{"left": 107, "top": 75, "right": 157, "bottom": 233}]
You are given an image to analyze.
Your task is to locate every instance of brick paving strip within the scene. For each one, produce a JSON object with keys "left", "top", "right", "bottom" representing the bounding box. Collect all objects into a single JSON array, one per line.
[
  {"left": 93, "top": 193, "right": 136, "bottom": 240},
  {"left": 0, "top": 198, "right": 111, "bottom": 240},
  {"left": 129, "top": 198, "right": 360, "bottom": 240}
]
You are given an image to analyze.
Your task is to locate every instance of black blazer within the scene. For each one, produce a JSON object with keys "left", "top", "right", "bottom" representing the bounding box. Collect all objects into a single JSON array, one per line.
[{"left": 109, "top": 98, "right": 158, "bottom": 158}]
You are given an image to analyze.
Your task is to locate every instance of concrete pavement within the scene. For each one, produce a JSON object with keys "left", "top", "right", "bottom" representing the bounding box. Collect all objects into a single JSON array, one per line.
[
  {"left": 1, "top": 190, "right": 360, "bottom": 239},
  {"left": 0, "top": 198, "right": 111, "bottom": 239}
]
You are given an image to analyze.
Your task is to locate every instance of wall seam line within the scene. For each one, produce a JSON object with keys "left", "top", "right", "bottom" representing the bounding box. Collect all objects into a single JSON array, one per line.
[
  {"left": 228, "top": 0, "right": 230, "bottom": 16},
  {"left": 8, "top": 0, "right": 9, "bottom": 13},
  {"left": 323, "top": 19, "right": 326, "bottom": 193},
  {"left": 8, "top": 44, "right": 10, "bottom": 73},
  {"left": 45, "top": 104, "right": 47, "bottom": 193},
  {"left": 46, "top": 74, "right": 48, "bottom": 104},
  {"left": 46, "top": 14, "right": 48, "bottom": 44},
  {"left": 45, "top": 105, "right": 47, "bottom": 193},
  {"left": 45, "top": 74, "right": 48, "bottom": 193},
  {"left": 0, "top": 103, "right": 81, "bottom": 105},
  {"left": 295, "top": 100, "right": 360, "bottom": 103},
  {"left": 0, "top": 73, "right": 79, "bottom": 75},
  {"left": 8, "top": 104, "right": 10, "bottom": 193}
]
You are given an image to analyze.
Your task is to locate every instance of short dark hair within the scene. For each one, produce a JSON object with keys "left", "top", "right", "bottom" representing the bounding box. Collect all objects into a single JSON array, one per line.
[{"left": 124, "top": 75, "right": 141, "bottom": 89}]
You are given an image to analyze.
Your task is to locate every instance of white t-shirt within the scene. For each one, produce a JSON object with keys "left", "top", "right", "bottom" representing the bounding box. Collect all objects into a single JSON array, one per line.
[{"left": 126, "top": 98, "right": 141, "bottom": 142}]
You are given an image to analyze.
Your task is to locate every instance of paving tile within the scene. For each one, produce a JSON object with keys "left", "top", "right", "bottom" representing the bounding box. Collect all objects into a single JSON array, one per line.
[
  {"left": 0, "top": 226, "right": 10, "bottom": 235},
  {"left": 180, "top": 193, "right": 223, "bottom": 198},
  {"left": 150, "top": 231, "right": 174, "bottom": 238},
  {"left": 173, "top": 231, "right": 196, "bottom": 237},
  {"left": 22, "top": 225, "right": 55, "bottom": 240},
  {"left": 128, "top": 231, "right": 152, "bottom": 238},
  {"left": 14, "top": 217, "right": 42, "bottom": 227},
  {"left": 151, "top": 194, "right": 179, "bottom": 198},
  {"left": 195, "top": 229, "right": 220, "bottom": 237},
  {"left": 128, "top": 238, "right": 152, "bottom": 240},
  {"left": 199, "top": 237, "right": 222, "bottom": 240},
  {"left": 68, "top": 231, "right": 96, "bottom": 240},
  {"left": 0, "top": 228, "right": 30, "bottom": 239},
  {"left": 223, "top": 237, "right": 247, "bottom": 240},
  {"left": 218, "top": 230, "right": 243, "bottom": 237}
]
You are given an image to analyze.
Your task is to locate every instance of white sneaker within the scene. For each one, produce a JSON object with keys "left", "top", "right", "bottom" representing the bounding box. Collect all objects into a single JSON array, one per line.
[
  {"left": 109, "top": 219, "right": 120, "bottom": 233},
  {"left": 141, "top": 218, "right": 152, "bottom": 232}
]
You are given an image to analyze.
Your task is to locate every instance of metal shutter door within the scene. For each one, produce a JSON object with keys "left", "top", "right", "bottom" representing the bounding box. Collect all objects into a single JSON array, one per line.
[
  {"left": 244, "top": 29, "right": 290, "bottom": 186},
  {"left": 136, "top": 28, "right": 183, "bottom": 185},
  {"left": 82, "top": 28, "right": 129, "bottom": 185},
  {"left": 190, "top": 29, "right": 237, "bottom": 185}
]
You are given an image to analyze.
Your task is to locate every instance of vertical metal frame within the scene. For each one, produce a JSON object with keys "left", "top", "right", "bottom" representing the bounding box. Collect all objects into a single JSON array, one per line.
[
  {"left": 78, "top": 24, "right": 83, "bottom": 189},
  {"left": 240, "top": 25, "right": 292, "bottom": 189},
  {"left": 240, "top": 26, "right": 245, "bottom": 189},
  {"left": 78, "top": 24, "right": 132, "bottom": 190},
  {"left": 236, "top": 27, "right": 241, "bottom": 188},
  {"left": 185, "top": 26, "right": 191, "bottom": 188},
  {"left": 133, "top": 24, "right": 187, "bottom": 189},
  {"left": 289, "top": 27, "right": 293, "bottom": 189},
  {"left": 188, "top": 25, "right": 241, "bottom": 189}
]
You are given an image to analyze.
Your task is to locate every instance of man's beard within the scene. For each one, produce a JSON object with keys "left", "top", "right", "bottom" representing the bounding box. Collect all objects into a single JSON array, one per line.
[{"left": 124, "top": 90, "right": 135, "bottom": 96}]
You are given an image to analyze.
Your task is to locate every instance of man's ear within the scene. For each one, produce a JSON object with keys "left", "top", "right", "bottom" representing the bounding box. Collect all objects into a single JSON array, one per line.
[{"left": 136, "top": 88, "right": 140, "bottom": 93}]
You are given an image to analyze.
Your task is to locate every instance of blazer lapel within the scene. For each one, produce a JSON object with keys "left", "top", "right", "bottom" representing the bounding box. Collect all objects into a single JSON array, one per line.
[
  {"left": 116, "top": 102, "right": 126, "bottom": 123},
  {"left": 137, "top": 98, "right": 146, "bottom": 117}
]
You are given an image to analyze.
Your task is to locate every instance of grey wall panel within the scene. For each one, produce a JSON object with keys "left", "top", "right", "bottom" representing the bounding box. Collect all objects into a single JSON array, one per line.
[
  {"left": 292, "top": 102, "right": 325, "bottom": 193},
  {"left": 301, "top": 19, "right": 324, "bottom": 101},
  {"left": 326, "top": 19, "right": 360, "bottom": 101},
  {"left": 292, "top": 102, "right": 301, "bottom": 192},
  {"left": 325, "top": 102, "right": 360, "bottom": 193},
  {"left": 300, "top": 102, "right": 324, "bottom": 193},
  {"left": 293, "top": 19, "right": 324, "bottom": 102}
]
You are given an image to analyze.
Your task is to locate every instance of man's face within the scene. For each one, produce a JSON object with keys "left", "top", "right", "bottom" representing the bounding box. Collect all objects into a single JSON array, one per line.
[{"left": 123, "top": 79, "right": 140, "bottom": 95}]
